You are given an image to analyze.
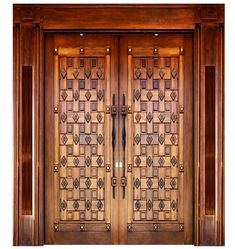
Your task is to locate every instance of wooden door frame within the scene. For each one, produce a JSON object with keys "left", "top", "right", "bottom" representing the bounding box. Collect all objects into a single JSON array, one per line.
[{"left": 13, "top": 4, "right": 224, "bottom": 246}]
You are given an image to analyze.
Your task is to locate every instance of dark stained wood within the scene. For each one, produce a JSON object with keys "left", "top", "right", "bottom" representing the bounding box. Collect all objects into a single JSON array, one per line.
[
  {"left": 21, "top": 66, "right": 33, "bottom": 215},
  {"left": 13, "top": 4, "right": 225, "bottom": 246},
  {"left": 205, "top": 66, "right": 215, "bottom": 215}
]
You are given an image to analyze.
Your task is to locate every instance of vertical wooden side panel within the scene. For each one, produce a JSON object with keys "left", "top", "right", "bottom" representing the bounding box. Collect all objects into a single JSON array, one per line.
[
  {"left": 13, "top": 23, "right": 20, "bottom": 246},
  {"left": 198, "top": 22, "right": 224, "bottom": 246},
  {"left": 194, "top": 23, "right": 201, "bottom": 246}
]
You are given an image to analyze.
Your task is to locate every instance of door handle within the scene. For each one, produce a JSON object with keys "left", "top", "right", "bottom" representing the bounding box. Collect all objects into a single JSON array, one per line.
[
  {"left": 121, "top": 94, "right": 127, "bottom": 198},
  {"left": 111, "top": 94, "right": 117, "bottom": 198}
]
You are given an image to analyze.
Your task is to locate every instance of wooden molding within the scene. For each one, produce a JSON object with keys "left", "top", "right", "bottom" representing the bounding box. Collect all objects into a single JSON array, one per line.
[{"left": 13, "top": 4, "right": 224, "bottom": 246}]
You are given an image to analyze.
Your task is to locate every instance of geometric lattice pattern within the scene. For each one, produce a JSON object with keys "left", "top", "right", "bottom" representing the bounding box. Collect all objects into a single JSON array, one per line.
[
  {"left": 132, "top": 57, "right": 179, "bottom": 221},
  {"left": 58, "top": 57, "right": 105, "bottom": 221}
]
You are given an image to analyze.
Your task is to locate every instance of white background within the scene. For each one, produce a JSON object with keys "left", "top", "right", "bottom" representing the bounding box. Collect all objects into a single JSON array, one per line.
[{"left": 0, "top": 0, "right": 234, "bottom": 248}]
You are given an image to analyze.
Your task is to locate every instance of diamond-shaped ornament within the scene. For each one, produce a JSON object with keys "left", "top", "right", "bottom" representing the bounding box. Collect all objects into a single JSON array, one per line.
[
  {"left": 171, "top": 68, "right": 177, "bottom": 78},
  {"left": 158, "top": 157, "right": 165, "bottom": 166},
  {"left": 97, "top": 200, "right": 103, "bottom": 210},
  {"left": 170, "top": 91, "right": 177, "bottom": 101},
  {"left": 61, "top": 68, "right": 67, "bottom": 79},
  {"left": 61, "top": 156, "right": 67, "bottom": 166},
  {"left": 73, "top": 90, "right": 79, "bottom": 101},
  {"left": 171, "top": 200, "right": 177, "bottom": 211},
  {"left": 73, "top": 157, "right": 79, "bottom": 166},
  {"left": 73, "top": 200, "right": 79, "bottom": 210},
  {"left": 73, "top": 178, "right": 79, "bottom": 189},
  {"left": 73, "top": 134, "right": 79, "bottom": 145},
  {"left": 96, "top": 68, "right": 103, "bottom": 79},
  {"left": 85, "top": 135, "right": 91, "bottom": 144},
  {"left": 73, "top": 113, "right": 79, "bottom": 123},
  {"left": 85, "top": 178, "right": 92, "bottom": 188},
  {"left": 146, "top": 156, "right": 153, "bottom": 167},
  {"left": 146, "top": 135, "right": 153, "bottom": 145},
  {"left": 159, "top": 90, "right": 165, "bottom": 101},
  {"left": 158, "top": 178, "right": 165, "bottom": 189},
  {"left": 146, "top": 90, "right": 153, "bottom": 101},
  {"left": 73, "top": 69, "right": 79, "bottom": 79},
  {"left": 85, "top": 112, "right": 91, "bottom": 123},
  {"left": 60, "top": 200, "right": 67, "bottom": 211},
  {"left": 61, "top": 112, "right": 67, "bottom": 122},
  {"left": 97, "top": 90, "right": 103, "bottom": 101},
  {"left": 97, "top": 178, "right": 104, "bottom": 189},
  {"left": 171, "top": 112, "right": 177, "bottom": 122},
  {"left": 134, "top": 178, "right": 141, "bottom": 188},
  {"left": 135, "top": 113, "right": 141, "bottom": 123},
  {"left": 158, "top": 114, "right": 165, "bottom": 123},
  {"left": 85, "top": 68, "right": 91, "bottom": 78},
  {"left": 97, "top": 134, "right": 104, "bottom": 144},
  {"left": 146, "top": 112, "right": 153, "bottom": 123},
  {"left": 97, "top": 156, "right": 103, "bottom": 167},
  {"left": 61, "top": 178, "right": 68, "bottom": 189},
  {"left": 147, "top": 68, "right": 153, "bottom": 78},
  {"left": 134, "top": 134, "right": 141, "bottom": 145},
  {"left": 85, "top": 91, "right": 91, "bottom": 101},
  {"left": 158, "top": 134, "right": 165, "bottom": 145},
  {"left": 171, "top": 156, "right": 177, "bottom": 166},
  {"left": 159, "top": 69, "right": 165, "bottom": 79},
  {"left": 97, "top": 113, "right": 103, "bottom": 123},
  {"left": 135, "top": 200, "right": 141, "bottom": 210},
  {"left": 134, "top": 89, "right": 141, "bottom": 101},
  {"left": 159, "top": 200, "right": 165, "bottom": 210},
  {"left": 85, "top": 200, "right": 92, "bottom": 210},
  {"left": 135, "top": 68, "right": 141, "bottom": 79},
  {"left": 170, "top": 135, "right": 177, "bottom": 144},
  {"left": 146, "top": 178, "right": 153, "bottom": 189},
  {"left": 85, "top": 156, "right": 92, "bottom": 167},
  {"left": 135, "top": 156, "right": 141, "bottom": 167},
  {"left": 61, "top": 91, "right": 68, "bottom": 101},
  {"left": 170, "top": 178, "right": 177, "bottom": 189},
  {"left": 61, "top": 135, "right": 68, "bottom": 144},
  {"left": 147, "top": 200, "right": 153, "bottom": 210}
]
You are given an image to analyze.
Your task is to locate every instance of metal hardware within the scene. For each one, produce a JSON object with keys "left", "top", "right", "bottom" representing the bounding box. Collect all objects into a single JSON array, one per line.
[
  {"left": 80, "top": 47, "right": 84, "bottom": 54},
  {"left": 106, "top": 223, "right": 111, "bottom": 232},
  {"left": 111, "top": 176, "right": 117, "bottom": 187},
  {"left": 80, "top": 223, "right": 85, "bottom": 231},
  {"left": 179, "top": 223, "right": 184, "bottom": 232},
  {"left": 127, "top": 223, "right": 132, "bottom": 232},
  {"left": 121, "top": 176, "right": 127, "bottom": 187},
  {"left": 54, "top": 105, "right": 59, "bottom": 113},
  {"left": 180, "top": 47, "right": 184, "bottom": 55},
  {"left": 179, "top": 105, "right": 184, "bottom": 113},
  {"left": 54, "top": 164, "right": 59, "bottom": 172},
  {"left": 122, "top": 94, "right": 127, "bottom": 198},
  {"left": 128, "top": 47, "right": 132, "bottom": 54},
  {"left": 54, "top": 47, "right": 58, "bottom": 55},
  {"left": 53, "top": 222, "right": 59, "bottom": 232},
  {"left": 106, "top": 47, "right": 111, "bottom": 55},
  {"left": 111, "top": 94, "right": 117, "bottom": 198},
  {"left": 153, "top": 223, "right": 159, "bottom": 231},
  {"left": 153, "top": 48, "right": 158, "bottom": 54}
]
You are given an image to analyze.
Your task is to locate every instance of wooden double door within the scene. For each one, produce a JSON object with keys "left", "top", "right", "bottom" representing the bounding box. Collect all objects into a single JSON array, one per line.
[{"left": 45, "top": 33, "right": 193, "bottom": 244}]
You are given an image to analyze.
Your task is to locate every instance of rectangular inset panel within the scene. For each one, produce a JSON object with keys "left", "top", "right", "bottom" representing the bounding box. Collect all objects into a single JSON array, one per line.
[
  {"left": 205, "top": 66, "right": 215, "bottom": 215},
  {"left": 21, "top": 66, "right": 33, "bottom": 215}
]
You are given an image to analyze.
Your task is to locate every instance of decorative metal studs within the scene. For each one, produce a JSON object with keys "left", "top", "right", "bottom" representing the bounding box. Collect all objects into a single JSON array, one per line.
[
  {"left": 153, "top": 224, "right": 159, "bottom": 232},
  {"left": 179, "top": 106, "right": 184, "bottom": 113},
  {"left": 54, "top": 164, "right": 59, "bottom": 172},
  {"left": 153, "top": 48, "right": 158, "bottom": 54},
  {"left": 179, "top": 223, "right": 184, "bottom": 232},
  {"left": 127, "top": 223, "right": 132, "bottom": 232},
  {"left": 180, "top": 47, "right": 184, "bottom": 55},
  {"left": 54, "top": 48, "right": 58, "bottom": 55},
  {"left": 80, "top": 224, "right": 85, "bottom": 231},
  {"left": 54, "top": 222, "right": 59, "bottom": 232},
  {"left": 106, "top": 223, "right": 111, "bottom": 232},
  {"left": 106, "top": 47, "right": 111, "bottom": 54},
  {"left": 80, "top": 47, "right": 84, "bottom": 54}
]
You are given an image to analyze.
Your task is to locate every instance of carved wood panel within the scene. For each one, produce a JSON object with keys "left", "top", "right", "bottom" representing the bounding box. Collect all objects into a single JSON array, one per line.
[
  {"left": 53, "top": 47, "right": 112, "bottom": 232},
  {"left": 126, "top": 47, "right": 185, "bottom": 233}
]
